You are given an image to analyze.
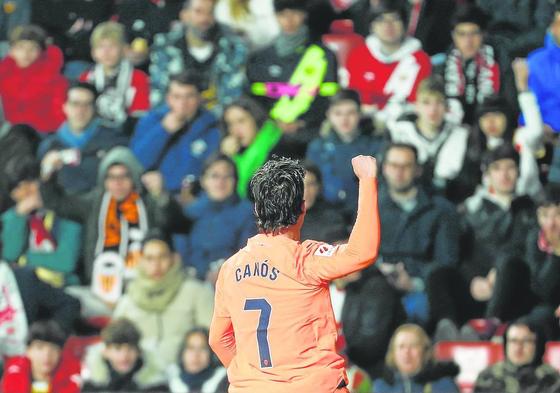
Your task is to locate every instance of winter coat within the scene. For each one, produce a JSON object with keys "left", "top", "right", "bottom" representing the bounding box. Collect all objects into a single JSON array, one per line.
[
  {"left": 149, "top": 23, "right": 248, "bottom": 113},
  {"left": 1, "top": 355, "right": 81, "bottom": 393},
  {"left": 0, "top": 123, "right": 40, "bottom": 213},
  {"left": 526, "top": 227, "right": 560, "bottom": 305},
  {"left": 300, "top": 198, "right": 348, "bottom": 244},
  {"left": 387, "top": 117, "right": 469, "bottom": 194},
  {"left": 167, "top": 363, "right": 228, "bottom": 393},
  {"left": 347, "top": 36, "right": 431, "bottom": 108},
  {"left": 81, "top": 342, "right": 167, "bottom": 392},
  {"left": 113, "top": 278, "right": 214, "bottom": 373},
  {"left": 528, "top": 34, "right": 560, "bottom": 133},
  {"left": 130, "top": 106, "right": 220, "bottom": 193},
  {"left": 345, "top": 0, "right": 456, "bottom": 56},
  {"left": 0, "top": 45, "right": 67, "bottom": 133},
  {"left": 477, "top": 0, "right": 553, "bottom": 58},
  {"left": 1, "top": 208, "right": 82, "bottom": 286},
  {"left": 460, "top": 193, "right": 537, "bottom": 282},
  {"left": 378, "top": 186, "right": 460, "bottom": 280},
  {"left": 342, "top": 267, "right": 406, "bottom": 379},
  {"left": 40, "top": 147, "right": 191, "bottom": 284},
  {"left": 306, "top": 130, "right": 383, "bottom": 214},
  {"left": 474, "top": 361, "right": 560, "bottom": 393},
  {"left": 38, "top": 123, "right": 128, "bottom": 194},
  {"left": 30, "top": 0, "right": 113, "bottom": 62},
  {"left": 175, "top": 193, "right": 256, "bottom": 278},
  {"left": 373, "top": 362, "right": 460, "bottom": 393},
  {"left": 246, "top": 40, "right": 338, "bottom": 132}
]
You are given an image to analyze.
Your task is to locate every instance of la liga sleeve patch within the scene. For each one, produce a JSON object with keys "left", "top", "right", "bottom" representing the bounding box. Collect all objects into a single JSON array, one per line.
[{"left": 314, "top": 244, "right": 337, "bottom": 257}]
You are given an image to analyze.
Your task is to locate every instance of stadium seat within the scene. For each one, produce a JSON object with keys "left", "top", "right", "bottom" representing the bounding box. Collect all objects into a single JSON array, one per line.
[
  {"left": 544, "top": 341, "right": 560, "bottom": 373},
  {"left": 322, "top": 20, "right": 365, "bottom": 70},
  {"left": 62, "top": 335, "right": 101, "bottom": 362},
  {"left": 434, "top": 341, "right": 504, "bottom": 393}
]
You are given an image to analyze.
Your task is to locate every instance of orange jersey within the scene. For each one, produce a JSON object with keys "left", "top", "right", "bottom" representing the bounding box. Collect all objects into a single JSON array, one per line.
[{"left": 210, "top": 180, "right": 380, "bottom": 393}]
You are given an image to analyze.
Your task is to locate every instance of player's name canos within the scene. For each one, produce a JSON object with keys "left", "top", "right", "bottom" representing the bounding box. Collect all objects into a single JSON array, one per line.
[{"left": 235, "top": 260, "right": 280, "bottom": 282}]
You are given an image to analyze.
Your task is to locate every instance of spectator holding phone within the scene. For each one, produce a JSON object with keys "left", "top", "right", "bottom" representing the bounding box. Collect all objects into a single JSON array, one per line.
[{"left": 39, "top": 82, "right": 128, "bottom": 195}]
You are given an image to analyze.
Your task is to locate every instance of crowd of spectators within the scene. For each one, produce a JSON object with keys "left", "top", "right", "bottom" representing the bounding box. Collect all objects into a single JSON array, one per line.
[{"left": 1, "top": 0, "right": 560, "bottom": 392}]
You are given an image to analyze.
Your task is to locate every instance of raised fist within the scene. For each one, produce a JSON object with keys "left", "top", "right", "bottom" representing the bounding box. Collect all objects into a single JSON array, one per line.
[{"left": 351, "top": 155, "right": 377, "bottom": 180}]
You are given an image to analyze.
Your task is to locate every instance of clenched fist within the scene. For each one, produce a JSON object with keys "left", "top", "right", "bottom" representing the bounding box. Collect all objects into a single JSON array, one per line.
[{"left": 352, "top": 155, "right": 377, "bottom": 180}]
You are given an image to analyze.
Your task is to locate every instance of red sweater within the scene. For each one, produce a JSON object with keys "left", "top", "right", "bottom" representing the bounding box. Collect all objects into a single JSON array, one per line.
[
  {"left": 1, "top": 355, "right": 81, "bottom": 393},
  {"left": 347, "top": 36, "right": 431, "bottom": 107},
  {"left": 0, "top": 45, "right": 68, "bottom": 133}
]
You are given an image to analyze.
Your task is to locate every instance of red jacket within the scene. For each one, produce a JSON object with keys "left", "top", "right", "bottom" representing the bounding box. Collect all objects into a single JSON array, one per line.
[
  {"left": 1, "top": 355, "right": 81, "bottom": 393},
  {"left": 79, "top": 62, "right": 150, "bottom": 126},
  {"left": 347, "top": 36, "right": 431, "bottom": 107},
  {"left": 0, "top": 45, "right": 68, "bottom": 133}
]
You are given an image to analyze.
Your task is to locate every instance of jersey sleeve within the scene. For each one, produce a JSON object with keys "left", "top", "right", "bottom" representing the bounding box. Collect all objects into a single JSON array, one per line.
[
  {"left": 302, "top": 179, "right": 380, "bottom": 284},
  {"left": 209, "top": 264, "right": 236, "bottom": 367}
]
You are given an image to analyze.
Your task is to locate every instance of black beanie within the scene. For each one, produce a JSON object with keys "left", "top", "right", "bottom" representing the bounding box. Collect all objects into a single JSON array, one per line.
[
  {"left": 476, "top": 95, "right": 510, "bottom": 119},
  {"left": 274, "top": 0, "right": 307, "bottom": 12}
]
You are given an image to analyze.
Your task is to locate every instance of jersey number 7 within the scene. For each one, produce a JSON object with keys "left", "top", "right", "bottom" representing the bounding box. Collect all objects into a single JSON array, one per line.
[{"left": 244, "top": 298, "right": 273, "bottom": 368}]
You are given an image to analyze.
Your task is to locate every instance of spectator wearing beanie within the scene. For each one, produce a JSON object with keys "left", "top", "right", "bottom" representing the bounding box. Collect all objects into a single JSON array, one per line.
[
  {"left": 475, "top": 320, "right": 560, "bottom": 393},
  {"left": 436, "top": 4, "right": 500, "bottom": 126},
  {"left": 346, "top": 0, "right": 431, "bottom": 124}
]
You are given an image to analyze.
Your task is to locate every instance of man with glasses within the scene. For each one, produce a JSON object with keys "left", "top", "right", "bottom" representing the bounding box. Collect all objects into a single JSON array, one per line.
[
  {"left": 346, "top": 0, "right": 431, "bottom": 123},
  {"left": 40, "top": 146, "right": 191, "bottom": 317},
  {"left": 377, "top": 143, "right": 459, "bottom": 327},
  {"left": 437, "top": 4, "right": 500, "bottom": 125},
  {"left": 39, "top": 82, "right": 128, "bottom": 194},
  {"left": 475, "top": 320, "right": 560, "bottom": 392}
]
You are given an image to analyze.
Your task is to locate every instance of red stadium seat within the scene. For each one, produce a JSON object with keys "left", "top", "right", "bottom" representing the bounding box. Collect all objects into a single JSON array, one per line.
[
  {"left": 62, "top": 335, "right": 101, "bottom": 362},
  {"left": 435, "top": 341, "right": 504, "bottom": 393},
  {"left": 322, "top": 20, "right": 365, "bottom": 70},
  {"left": 544, "top": 341, "right": 560, "bottom": 373}
]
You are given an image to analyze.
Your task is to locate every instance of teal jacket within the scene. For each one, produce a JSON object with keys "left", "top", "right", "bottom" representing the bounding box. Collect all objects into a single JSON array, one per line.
[{"left": 1, "top": 208, "right": 82, "bottom": 285}]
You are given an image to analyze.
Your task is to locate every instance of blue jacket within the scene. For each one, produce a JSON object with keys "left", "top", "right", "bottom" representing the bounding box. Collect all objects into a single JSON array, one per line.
[
  {"left": 306, "top": 131, "right": 382, "bottom": 213},
  {"left": 528, "top": 33, "right": 560, "bottom": 133},
  {"left": 373, "top": 365, "right": 459, "bottom": 393},
  {"left": 175, "top": 193, "right": 256, "bottom": 278},
  {"left": 130, "top": 106, "right": 220, "bottom": 193},
  {"left": 38, "top": 124, "right": 128, "bottom": 194}
]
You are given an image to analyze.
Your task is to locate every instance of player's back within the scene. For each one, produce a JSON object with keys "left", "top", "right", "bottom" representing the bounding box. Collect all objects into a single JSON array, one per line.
[{"left": 219, "top": 233, "right": 347, "bottom": 393}]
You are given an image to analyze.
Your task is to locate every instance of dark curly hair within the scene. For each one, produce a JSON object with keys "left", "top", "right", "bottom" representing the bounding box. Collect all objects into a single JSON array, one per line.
[{"left": 249, "top": 157, "right": 305, "bottom": 232}]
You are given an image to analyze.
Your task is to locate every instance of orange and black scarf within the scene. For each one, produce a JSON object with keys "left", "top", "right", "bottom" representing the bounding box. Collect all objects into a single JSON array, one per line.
[{"left": 95, "top": 191, "right": 148, "bottom": 268}]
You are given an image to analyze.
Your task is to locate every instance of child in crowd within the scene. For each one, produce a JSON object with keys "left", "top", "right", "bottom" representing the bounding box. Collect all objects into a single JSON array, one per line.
[
  {"left": 387, "top": 76, "right": 469, "bottom": 200},
  {"left": 80, "top": 21, "right": 150, "bottom": 133},
  {"left": 1, "top": 320, "right": 81, "bottom": 393},
  {"left": 167, "top": 328, "right": 228, "bottom": 393},
  {"left": 81, "top": 318, "right": 167, "bottom": 392},
  {"left": 306, "top": 89, "right": 383, "bottom": 216},
  {"left": 0, "top": 25, "right": 67, "bottom": 133}
]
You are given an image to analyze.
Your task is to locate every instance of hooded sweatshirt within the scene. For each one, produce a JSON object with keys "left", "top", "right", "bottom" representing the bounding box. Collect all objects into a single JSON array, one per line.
[
  {"left": 0, "top": 45, "right": 68, "bottom": 133},
  {"left": 41, "top": 146, "right": 190, "bottom": 284},
  {"left": 347, "top": 36, "right": 431, "bottom": 107}
]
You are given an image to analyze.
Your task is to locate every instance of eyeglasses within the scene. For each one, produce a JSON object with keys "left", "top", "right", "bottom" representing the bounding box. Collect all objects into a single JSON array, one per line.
[
  {"left": 453, "top": 29, "right": 482, "bottom": 38},
  {"left": 507, "top": 338, "right": 536, "bottom": 345},
  {"left": 106, "top": 173, "right": 131, "bottom": 182},
  {"left": 205, "top": 173, "right": 235, "bottom": 181},
  {"left": 374, "top": 14, "right": 402, "bottom": 24},
  {"left": 67, "top": 100, "right": 94, "bottom": 108}
]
